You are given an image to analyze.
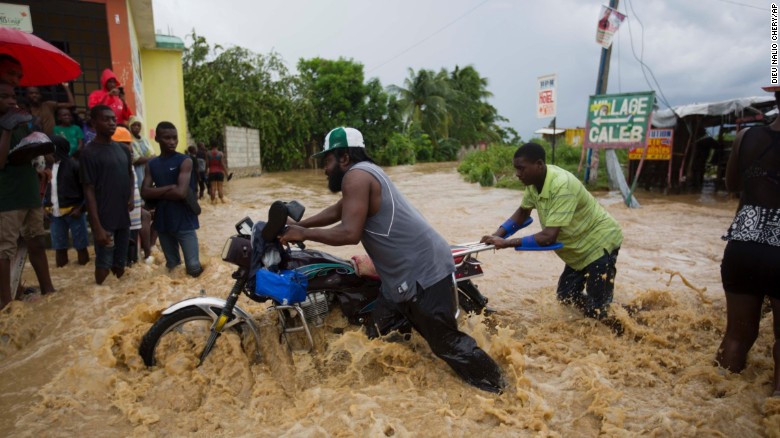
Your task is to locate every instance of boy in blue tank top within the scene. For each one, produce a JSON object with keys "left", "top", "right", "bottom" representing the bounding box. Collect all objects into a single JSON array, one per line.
[{"left": 140, "top": 122, "right": 202, "bottom": 277}]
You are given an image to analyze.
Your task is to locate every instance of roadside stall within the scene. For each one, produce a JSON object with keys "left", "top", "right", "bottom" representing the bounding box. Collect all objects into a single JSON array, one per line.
[{"left": 628, "top": 96, "right": 776, "bottom": 192}]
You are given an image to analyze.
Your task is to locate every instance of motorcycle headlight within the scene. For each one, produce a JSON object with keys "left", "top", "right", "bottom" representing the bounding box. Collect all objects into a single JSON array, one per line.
[
  {"left": 222, "top": 237, "right": 233, "bottom": 261},
  {"left": 222, "top": 235, "right": 252, "bottom": 268}
]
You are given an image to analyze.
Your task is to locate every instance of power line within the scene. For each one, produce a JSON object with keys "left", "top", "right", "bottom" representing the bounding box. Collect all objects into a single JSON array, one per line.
[
  {"left": 704, "top": 0, "right": 764, "bottom": 11},
  {"left": 366, "top": 0, "right": 491, "bottom": 74},
  {"left": 624, "top": 0, "right": 674, "bottom": 111}
]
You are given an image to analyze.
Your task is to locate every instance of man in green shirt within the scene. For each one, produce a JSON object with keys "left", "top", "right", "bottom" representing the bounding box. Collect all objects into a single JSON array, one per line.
[{"left": 481, "top": 142, "right": 623, "bottom": 323}]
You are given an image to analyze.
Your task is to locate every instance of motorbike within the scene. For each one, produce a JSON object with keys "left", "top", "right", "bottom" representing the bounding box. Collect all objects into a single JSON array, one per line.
[{"left": 139, "top": 200, "right": 524, "bottom": 368}]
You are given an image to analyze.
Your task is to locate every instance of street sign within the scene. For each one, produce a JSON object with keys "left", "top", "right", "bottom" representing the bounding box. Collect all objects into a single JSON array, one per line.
[
  {"left": 536, "top": 74, "right": 557, "bottom": 118},
  {"left": 584, "top": 91, "right": 655, "bottom": 149},
  {"left": 629, "top": 129, "right": 673, "bottom": 160}
]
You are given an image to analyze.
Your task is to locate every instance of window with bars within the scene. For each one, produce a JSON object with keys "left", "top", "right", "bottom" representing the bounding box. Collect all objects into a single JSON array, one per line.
[{"left": 9, "top": 0, "right": 111, "bottom": 117}]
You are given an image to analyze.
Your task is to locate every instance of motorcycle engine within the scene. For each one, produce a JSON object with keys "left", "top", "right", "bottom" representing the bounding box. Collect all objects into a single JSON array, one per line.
[{"left": 299, "top": 292, "right": 329, "bottom": 327}]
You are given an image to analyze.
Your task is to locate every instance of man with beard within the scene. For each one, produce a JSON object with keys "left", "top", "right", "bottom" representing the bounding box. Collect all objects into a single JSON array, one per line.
[{"left": 280, "top": 127, "right": 505, "bottom": 393}]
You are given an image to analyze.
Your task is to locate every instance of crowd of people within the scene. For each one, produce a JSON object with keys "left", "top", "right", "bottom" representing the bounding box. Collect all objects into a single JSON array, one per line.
[
  {"left": 0, "top": 48, "right": 777, "bottom": 398},
  {"left": 0, "top": 58, "right": 221, "bottom": 308}
]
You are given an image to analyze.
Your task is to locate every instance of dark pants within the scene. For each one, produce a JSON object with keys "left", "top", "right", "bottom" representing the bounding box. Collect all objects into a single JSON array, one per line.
[
  {"left": 198, "top": 171, "right": 207, "bottom": 198},
  {"left": 372, "top": 274, "right": 505, "bottom": 393},
  {"left": 94, "top": 228, "right": 130, "bottom": 270},
  {"left": 557, "top": 248, "right": 620, "bottom": 319}
]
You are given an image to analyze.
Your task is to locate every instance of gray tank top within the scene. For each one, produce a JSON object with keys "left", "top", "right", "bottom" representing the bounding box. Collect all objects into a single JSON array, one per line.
[{"left": 349, "top": 162, "right": 454, "bottom": 303}]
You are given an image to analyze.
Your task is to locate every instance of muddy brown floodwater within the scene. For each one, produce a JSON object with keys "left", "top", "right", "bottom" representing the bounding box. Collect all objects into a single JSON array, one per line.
[{"left": 1, "top": 162, "right": 779, "bottom": 437}]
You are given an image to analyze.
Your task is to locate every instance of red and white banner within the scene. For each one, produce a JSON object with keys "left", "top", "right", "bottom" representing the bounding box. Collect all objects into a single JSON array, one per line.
[
  {"left": 595, "top": 5, "right": 626, "bottom": 49},
  {"left": 536, "top": 74, "right": 557, "bottom": 118}
]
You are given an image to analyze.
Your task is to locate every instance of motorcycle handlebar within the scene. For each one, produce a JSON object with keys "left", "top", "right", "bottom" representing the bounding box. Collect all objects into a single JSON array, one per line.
[{"left": 279, "top": 224, "right": 306, "bottom": 250}]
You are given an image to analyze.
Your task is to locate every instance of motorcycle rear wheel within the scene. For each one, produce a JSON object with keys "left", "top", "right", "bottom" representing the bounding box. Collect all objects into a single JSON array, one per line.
[{"left": 139, "top": 306, "right": 245, "bottom": 367}]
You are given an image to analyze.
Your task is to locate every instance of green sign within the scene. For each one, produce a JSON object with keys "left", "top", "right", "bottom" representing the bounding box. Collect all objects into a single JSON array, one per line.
[{"left": 584, "top": 91, "right": 655, "bottom": 149}]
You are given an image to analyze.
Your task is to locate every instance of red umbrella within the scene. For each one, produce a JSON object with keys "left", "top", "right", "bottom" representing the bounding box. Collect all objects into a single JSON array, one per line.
[{"left": 0, "top": 26, "right": 81, "bottom": 86}]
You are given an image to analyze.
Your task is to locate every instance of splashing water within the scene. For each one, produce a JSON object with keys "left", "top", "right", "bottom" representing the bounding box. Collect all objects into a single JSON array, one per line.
[{"left": 1, "top": 163, "right": 778, "bottom": 436}]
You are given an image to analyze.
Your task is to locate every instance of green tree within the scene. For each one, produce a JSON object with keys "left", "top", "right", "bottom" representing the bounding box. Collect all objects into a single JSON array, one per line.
[
  {"left": 297, "top": 57, "right": 366, "bottom": 137},
  {"left": 447, "top": 65, "right": 491, "bottom": 145},
  {"left": 182, "top": 32, "right": 311, "bottom": 170},
  {"left": 447, "top": 65, "right": 512, "bottom": 148},
  {"left": 389, "top": 65, "right": 511, "bottom": 161},
  {"left": 359, "top": 78, "right": 403, "bottom": 156},
  {"left": 495, "top": 123, "right": 522, "bottom": 146},
  {"left": 181, "top": 32, "right": 512, "bottom": 171},
  {"left": 389, "top": 68, "right": 454, "bottom": 144},
  {"left": 297, "top": 58, "right": 402, "bottom": 157}
]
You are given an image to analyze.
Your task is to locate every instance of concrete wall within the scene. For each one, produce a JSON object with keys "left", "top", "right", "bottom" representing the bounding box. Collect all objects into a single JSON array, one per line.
[
  {"left": 139, "top": 48, "right": 187, "bottom": 153},
  {"left": 224, "top": 126, "right": 262, "bottom": 177}
]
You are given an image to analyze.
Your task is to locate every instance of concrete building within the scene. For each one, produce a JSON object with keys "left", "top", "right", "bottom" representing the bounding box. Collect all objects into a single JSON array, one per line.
[{"left": 0, "top": 0, "right": 187, "bottom": 152}]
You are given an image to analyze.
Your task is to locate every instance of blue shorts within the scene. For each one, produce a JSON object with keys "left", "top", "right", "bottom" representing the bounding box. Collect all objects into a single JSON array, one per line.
[
  {"left": 50, "top": 213, "right": 89, "bottom": 250},
  {"left": 94, "top": 228, "right": 130, "bottom": 270}
]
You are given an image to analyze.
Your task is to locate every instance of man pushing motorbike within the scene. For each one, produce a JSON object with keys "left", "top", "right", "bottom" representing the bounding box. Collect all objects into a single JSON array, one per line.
[
  {"left": 280, "top": 127, "right": 506, "bottom": 393},
  {"left": 481, "top": 142, "right": 624, "bottom": 331}
]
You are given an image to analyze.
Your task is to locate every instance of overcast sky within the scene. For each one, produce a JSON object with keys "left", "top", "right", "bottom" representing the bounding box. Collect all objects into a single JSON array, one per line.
[{"left": 151, "top": 0, "right": 768, "bottom": 140}]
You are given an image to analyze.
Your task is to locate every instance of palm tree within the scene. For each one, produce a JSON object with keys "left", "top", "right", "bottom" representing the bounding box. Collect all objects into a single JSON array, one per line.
[
  {"left": 389, "top": 68, "right": 454, "bottom": 142},
  {"left": 447, "top": 65, "right": 501, "bottom": 146}
]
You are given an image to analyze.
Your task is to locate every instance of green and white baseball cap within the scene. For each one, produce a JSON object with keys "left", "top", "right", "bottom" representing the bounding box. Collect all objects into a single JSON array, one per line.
[{"left": 313, "top": 127, "right": 365, "bottom": 157}]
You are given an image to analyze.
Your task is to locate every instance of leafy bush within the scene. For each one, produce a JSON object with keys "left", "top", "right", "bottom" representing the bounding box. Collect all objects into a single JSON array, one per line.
[
  {"left": 410, "top": 129, "right": 434, "bottom": 162},
  {"left": 434, "top": 137, "right": 461, "bottom": 162},
  {"left": 457, "top": 144, "right": 515, "bottom": 187},
  {"left": 457, "top": 138, "right": 630, "bottom": 192},
  {"left": 375, "top": 132, "right": 416, "bottom": 166}
]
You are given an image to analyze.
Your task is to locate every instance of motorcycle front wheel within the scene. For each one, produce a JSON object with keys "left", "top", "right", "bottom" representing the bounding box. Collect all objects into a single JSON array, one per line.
[{"left": 139, "top": 306, "right": 245, "bottom": 367}]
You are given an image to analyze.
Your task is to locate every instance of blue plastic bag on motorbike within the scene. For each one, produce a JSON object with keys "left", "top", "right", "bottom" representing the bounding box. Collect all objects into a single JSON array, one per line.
[{"left": 254, "top": 268, "right": 308, "bottom": 305}]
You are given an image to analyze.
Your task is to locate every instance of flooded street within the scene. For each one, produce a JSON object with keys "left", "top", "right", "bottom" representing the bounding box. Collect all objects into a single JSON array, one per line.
[{"left": 1, "top": 162, "right": 778, "bottom": 437}]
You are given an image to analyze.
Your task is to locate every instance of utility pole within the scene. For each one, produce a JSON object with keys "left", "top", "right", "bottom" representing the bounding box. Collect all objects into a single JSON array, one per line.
[{"left": 588, "top": 0, "right": 640, "bottom": 208}]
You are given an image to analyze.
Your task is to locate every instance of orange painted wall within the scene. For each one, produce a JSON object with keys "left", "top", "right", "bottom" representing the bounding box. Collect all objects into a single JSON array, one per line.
[{"left": 82, "top": 0, "right": 136, "bottom": 114}]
